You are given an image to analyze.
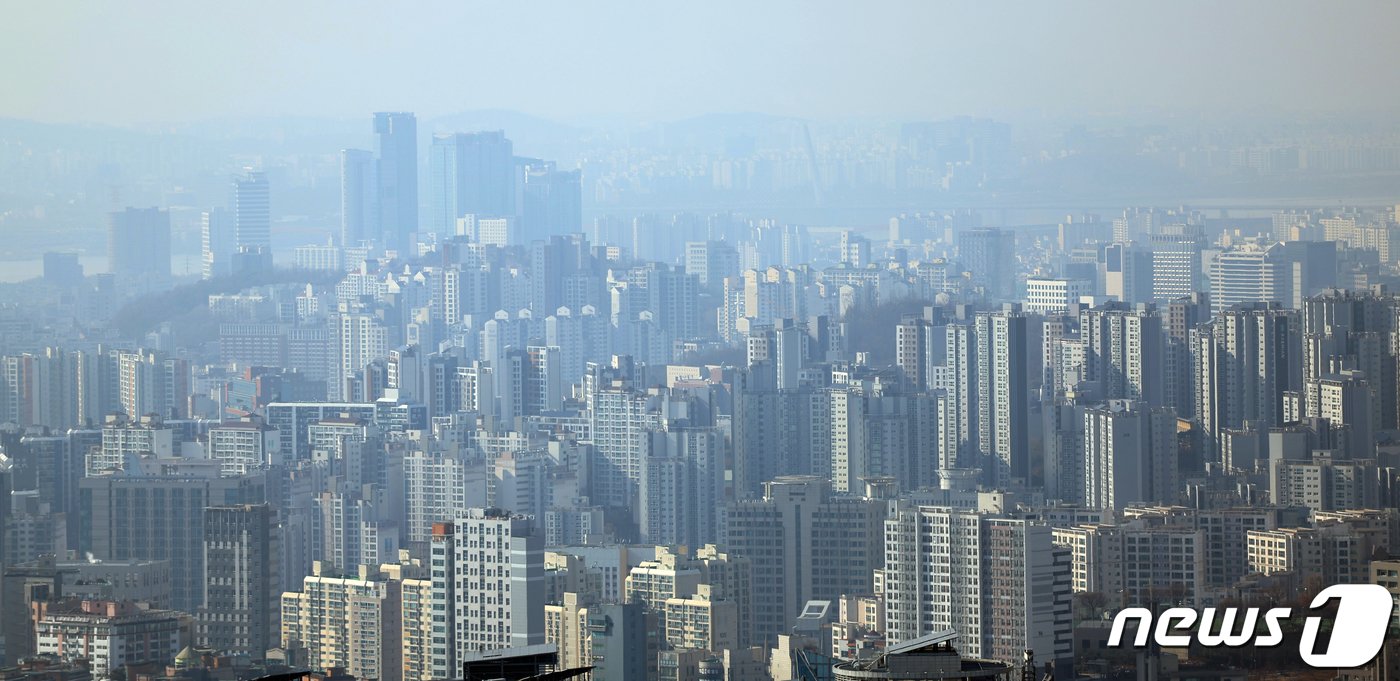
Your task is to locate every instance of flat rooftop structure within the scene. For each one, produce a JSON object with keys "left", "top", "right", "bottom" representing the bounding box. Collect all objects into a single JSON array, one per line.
[
  {"left": 462, "top": 645, "right": 592, "bottom": 681},
  {"left": 834, "top": 630, "right": 1016, "bottom": 681}
]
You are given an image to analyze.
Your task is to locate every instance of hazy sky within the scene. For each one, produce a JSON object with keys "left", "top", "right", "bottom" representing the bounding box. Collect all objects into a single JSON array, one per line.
[{"left": 5, "top": 1, "right": 1400, "bottom": 126}]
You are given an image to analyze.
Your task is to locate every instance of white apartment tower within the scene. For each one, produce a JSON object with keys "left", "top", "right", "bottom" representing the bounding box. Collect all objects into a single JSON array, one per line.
[
  {"left": 1082, "top": 400, "right": 1179, "bottom": 511},
  {"left": 883, "top": 504, "right": 1072, "bottom": 670},
  {"left": 1077, "top": 302, "right": 1165, "bottom": 406},
  {"left": 975, "top": 305, "right": 1028, "bottom": 487},
  {"left": 429, "top": 509, "right": 544, "bottom": 672}
]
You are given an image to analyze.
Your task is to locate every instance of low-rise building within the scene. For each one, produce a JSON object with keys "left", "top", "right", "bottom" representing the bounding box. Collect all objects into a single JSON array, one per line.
[{"left": 35, "top": 600, "right": 181, "bottom": 681}]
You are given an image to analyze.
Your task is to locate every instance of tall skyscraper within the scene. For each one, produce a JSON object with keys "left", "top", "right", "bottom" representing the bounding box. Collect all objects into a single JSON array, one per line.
[
  {"left": 975, "top": 305, "right": 1028, "bottom": 487},
  {"left": 233, "top": 169, "right": 271, "bottom": 251},
  {"left": 374, "top": 112, "right": 419, "bottom": 250},
  {"left": 520, "top": 162, "right": 583, "bottom": 242},
  {"left": 197, "top": 504, "right": 279, "bottom": 660},
  {"left": 341, "top": 148, "right": 378, "bottom": 248},
  {"left": 427, "top": 130, "right": 514, "bottom": 236},
  {"left": 107, "top": 207, "right": 171, "bottom": 279}
]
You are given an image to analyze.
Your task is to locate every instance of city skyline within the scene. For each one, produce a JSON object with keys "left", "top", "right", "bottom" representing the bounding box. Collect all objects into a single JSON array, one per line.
[{"left": 6, "top": 5, "right": 1400, "bottom": 681}]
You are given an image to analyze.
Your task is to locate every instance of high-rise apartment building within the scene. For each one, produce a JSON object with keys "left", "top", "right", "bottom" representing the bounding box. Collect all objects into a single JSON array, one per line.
[
  {"left": 883, "top": 504, "right": 1073, "bottom": 670},
  {"left": 90, "top": 412, "right": 174, "bottom": 476},
  {"left": 638, "top": 426, "right": 726, "bottom": 548},
  {"left": 1, "top": 347, "right": 103, "bottom": 432},
  {"left": 635, "top": 263, "right": 700, "bottom": 341},
  {"left": 1246, "top": 516, "right": 1393, "bottom": 587},
  {"left": 664, "top": 584, "right": 740, "bottom": 653},
  {"left": 1301, "top": 288, "right": 1399, "bottom": 430},
  {"left": 1163, "top": 293, "right": 1211, "bottom": 418},
  {"left": 207, "top": 418, "right": 279, "bottom": 476},
  {"left": 1053, "top": 521, "right": 1206, "bottom": 606},
  {"left": 1270, "top": 452, "right": 1392, "bottom": 511},
  {"left": 587, "top": 602, "right": 650, "bottom": 681},
  {"left": 934, "top": 322, "right": 979, "bottom": 473},
  {"left": 685, "top": 241, "right": 741, "bottom": 293},
  {"left": 428, "top": 510, "right": 544, "bottom": 673},
  {"left": 975, "top": 305, "right": 1028, "bottom": 487},
  {"left": 402, "top": 451, "right": 488, "bottom": 547},
  {"left": 585, "top": 374, "right": 670, "bottom": 510},
  {"left": 1077, "top": 302, "right": 1165, "bottom": 406},
  {"left": 838, "top": 230, "right": 871, "bottom": 267},
  {"left": 112, "top": 349, "right": 189, "bottom": 421},
  {"left": 313, "top": 485, "right": 400, "bottom": 577},
  {"left": 894, "top": 314, "right": 931, "bottom": 389},
  {"left": 335, "top": 311, "right": 390, "bottom": 401},
  {"left": 722, "top": 476, "right": 885, "bottom": 645},
  {"left": 828, "top": 385, "right": 937, "bottom": 493},
  {"left": 280, "top": 561, "right": 409, "bottom": 681},
  {"left": 1122, "top": 506, "right": 1299, "bottom": 590},
  {"left": 1082, "top": 400, "right": 1178, "bottom": 511},
  {"left": 1194, "top": 302, "right": 1299, "bottom": 461}
]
